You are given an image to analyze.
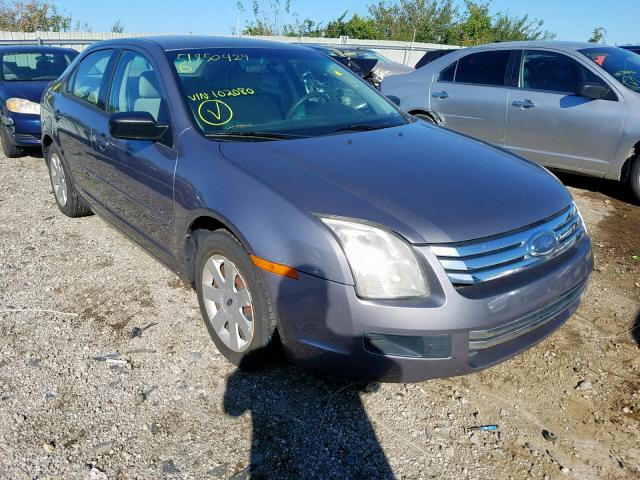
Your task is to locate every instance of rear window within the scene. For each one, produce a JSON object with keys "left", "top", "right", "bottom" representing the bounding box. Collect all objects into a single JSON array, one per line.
[{"left": 454, "top": 50, "right": 510, "bottom": 86}]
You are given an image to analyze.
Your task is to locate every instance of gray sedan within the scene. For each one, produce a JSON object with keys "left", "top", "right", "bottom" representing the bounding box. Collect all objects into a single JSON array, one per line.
[
  {"left": 41, "top": 36, "right": 593, "bottom": 383},
  {"left": 382, "top": 41, "right": 640, "bottom": 202}
]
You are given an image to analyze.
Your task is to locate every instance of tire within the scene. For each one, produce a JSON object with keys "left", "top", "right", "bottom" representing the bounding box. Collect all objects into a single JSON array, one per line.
[
  {"left": 413, "top": 113, "right": 436, "bottom": 124},
  {"left": 46, "top": 144, "right": 92, "bottom": 217},
  {"left": 630, "top": 155, "right": 640, "bottom": 204},
  {"left": 0, "top": 126, "right": 23, "bottom": 158},
  {"left": 195, "top": 229, "right": 278, "bottom": 370}
]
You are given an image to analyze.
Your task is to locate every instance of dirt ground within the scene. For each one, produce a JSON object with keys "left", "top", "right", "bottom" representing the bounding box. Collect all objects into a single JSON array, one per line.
[{"left": 0, "top": 153, "right": 638, "bottom": 480}]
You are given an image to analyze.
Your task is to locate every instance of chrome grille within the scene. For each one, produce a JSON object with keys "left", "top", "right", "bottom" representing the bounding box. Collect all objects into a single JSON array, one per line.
[{"left": 430, "top": 203, "right": 585, "bottom": 286}]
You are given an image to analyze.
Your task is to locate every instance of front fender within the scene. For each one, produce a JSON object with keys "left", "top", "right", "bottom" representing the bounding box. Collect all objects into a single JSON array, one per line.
[{"left": 173, "top": 132, "right": 355, "bottom": 286}]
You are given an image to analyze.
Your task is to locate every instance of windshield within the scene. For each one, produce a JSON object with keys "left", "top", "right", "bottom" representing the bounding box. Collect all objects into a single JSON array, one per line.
[
  {"left": 579, "top": 47, "right": 640, "bottom": 93},
  {"left": 342, "top": 49, "right": 390, "bottom": 63},
  {"left": 167, "top": 47, "right": 405, "bottom": 139},
  {"left": 1, "top": 51, "right": 75, "bottom": 82}
]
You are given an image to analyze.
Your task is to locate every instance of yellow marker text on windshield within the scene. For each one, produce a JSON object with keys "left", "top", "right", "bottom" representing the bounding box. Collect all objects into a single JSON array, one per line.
[{"left": 197, "top": 99, "right": 234, "bottom": 127}]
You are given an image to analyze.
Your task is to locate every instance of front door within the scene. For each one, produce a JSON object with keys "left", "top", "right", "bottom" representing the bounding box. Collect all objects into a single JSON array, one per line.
[
  {"left": 505, "top": 49, "right": 624, "bottom": 175},
  {"left": 93, "top": 49, "right": 177, "bottom": 260}
]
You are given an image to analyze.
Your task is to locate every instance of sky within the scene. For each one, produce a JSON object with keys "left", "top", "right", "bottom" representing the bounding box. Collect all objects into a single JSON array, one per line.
[{"left": 55, "top": 0, "right": 640, "bottom": 45}]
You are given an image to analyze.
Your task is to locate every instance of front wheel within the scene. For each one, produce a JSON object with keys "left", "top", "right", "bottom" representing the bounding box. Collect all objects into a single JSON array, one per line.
[
  {"left": 0, "top": 126, "right": 23, "bottom": 158},
  {"left": 195, "top": 230, "right": 277, "bottom": 370},
  {"left": 630, "top": 155, "right": 640, "bottom": 204}
]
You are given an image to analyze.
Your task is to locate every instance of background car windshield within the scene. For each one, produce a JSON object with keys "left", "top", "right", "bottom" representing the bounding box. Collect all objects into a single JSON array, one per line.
[
  {"left": 579, "top": 47, "right": 640, "bottom": 93},
  {"left": 343, "top": 49, "right": 390, "bottom": 62},
  {"left": 168, "top": 48, "right": 405, "bottom": 137},
  {"left": 1, "top": 52, "right": 74, "bottom": 81}
]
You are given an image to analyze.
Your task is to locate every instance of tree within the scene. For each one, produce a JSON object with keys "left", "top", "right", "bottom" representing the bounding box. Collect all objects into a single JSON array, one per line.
[
  {"left": 368, "top": 0, "right": 458, "bottom": 44},
  {"left": 323, "top": 11, "right": 381, "bottom": 39},
  {"left": 283, "top": 17, "right": 323, "bottom": 37},
  {"left": 588, "top": 27, "right": 606, "bottom": 44},
  {"left": 238, "top": 0, "right": 293, "bottom": 36},
  {"left": 73, "top": 20, "right": 91, "bottom": 32},
  {"left": 111, "top": 19, "right": 124, "bottom": 33},
  {"left": 454, "top": 1, "right": 554, "bottom": 46},
  {"left": 0, "top": 0, "right": 72, "bottom": 31},
  {"left": 365, "top": 0, "right": 554, "bottom": 45}
]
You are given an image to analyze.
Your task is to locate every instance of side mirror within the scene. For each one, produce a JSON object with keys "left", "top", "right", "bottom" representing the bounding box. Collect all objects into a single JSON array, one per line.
[
  {"left": 386, "top": 95, "right": 401, "bottom": 106},
  {"left": 109, "top": 111, "right": 168, "bottom": 141},
  {"left": 575, "top": 82, "right": 615, "bottom": 101}
]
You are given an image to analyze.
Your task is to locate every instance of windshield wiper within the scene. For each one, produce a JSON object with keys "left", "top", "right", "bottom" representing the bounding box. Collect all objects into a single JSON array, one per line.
[
  {"left": 330, "top": 124, "right": 391, "bottom": 134},
  {"left": 205, "top": 131, "right": 303, "bottom": 141}
]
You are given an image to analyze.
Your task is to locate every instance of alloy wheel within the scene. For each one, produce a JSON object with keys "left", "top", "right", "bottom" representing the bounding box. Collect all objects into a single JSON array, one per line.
[
  {"left": 201, "top": 254, "right": 254, "bottom": 352},
  {"left": 49, "top": 153, "right": 68, "bottom": 207}
]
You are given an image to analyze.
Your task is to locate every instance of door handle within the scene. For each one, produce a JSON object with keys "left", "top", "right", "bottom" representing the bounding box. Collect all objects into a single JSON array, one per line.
[
  {"left": 431, "top": 91, "right": 450, "bottom": 99},
  {"left": 512, "top": 99, "right": 536, "bottom": 109},
  {"left": 95, "top": 133, "right": 109, "bottom": 152}
]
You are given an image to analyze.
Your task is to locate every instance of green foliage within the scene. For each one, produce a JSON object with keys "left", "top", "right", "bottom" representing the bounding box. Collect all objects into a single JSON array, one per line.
[
  {"left": 589, "top": 26, "right": 606, "bottom": 44},
  {"left": 366, "top": 0, "right": 554, "bottom": 45},
  {"left": 239, "top": 0, "right": 556, "bottom": 45},
  {"left": 238, "top": 0, "right": 293, "bottom": 36},
  {"left": 110, "top": 19, "right": 124, "bottom": 33},
  {"left": 0, "top": 0, "right": 72, "bottom": 32},
  {"left": 368, "top": 0, "right": 458, "bottom": 43},
  {"left": 323, "top": 11, "right": 381, "bottom": 39}
]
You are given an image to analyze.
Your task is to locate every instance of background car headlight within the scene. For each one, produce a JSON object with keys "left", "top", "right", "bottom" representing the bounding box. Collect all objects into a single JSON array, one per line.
[
  {"left": 6, "top": 98, "right": 40, "bottom": 115},
  {"left": 320, "top": 216, "right": 428, "bottom": 299}
]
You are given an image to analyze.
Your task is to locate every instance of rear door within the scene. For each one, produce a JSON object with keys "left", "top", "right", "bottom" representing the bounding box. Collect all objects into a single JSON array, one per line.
[
  {"left": 429, "top": 49, "right": 514, "bottom": 145},
  {"left": 56, "top": 48, "right": 116, "bottom": 199},
  {"left": 504, "top": 49, "right": 624, "bottom": 174}
]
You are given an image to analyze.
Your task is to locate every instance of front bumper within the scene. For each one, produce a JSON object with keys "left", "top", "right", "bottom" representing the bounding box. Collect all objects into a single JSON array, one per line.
[
  {"left": 266, "top": 235, "right": 593, "bottom": 383},
  {"left": 2, "top": 112, "right": 41, "bottom": 146}
]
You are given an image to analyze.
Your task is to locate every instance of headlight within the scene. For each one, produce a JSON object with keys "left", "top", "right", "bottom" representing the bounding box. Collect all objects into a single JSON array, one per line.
[
  {"left": 6, "top": 98, "right": 40, "bottom": 115},
  {"left": 574, "top": 202, "right": 588, "bottom": 235},
  {"left": 320, "top": 216, "right": 428, "bottom": 299}
]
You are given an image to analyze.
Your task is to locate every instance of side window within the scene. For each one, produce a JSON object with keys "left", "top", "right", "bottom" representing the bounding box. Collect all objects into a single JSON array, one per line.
[
  {"left": 454, "top": 50, "right": 511, "bottom": 86},
  {"left": 108, "top": 51, "right": 167, "bottom": 122},
  {"left": 521, "top": 50, "right": 601, "bottom": 93},
  {"left": 439, "top": 62, "right": 456, "bottom": 82},
  {"left": 69, "top": 49, "right": 113, "bottom": 108}
]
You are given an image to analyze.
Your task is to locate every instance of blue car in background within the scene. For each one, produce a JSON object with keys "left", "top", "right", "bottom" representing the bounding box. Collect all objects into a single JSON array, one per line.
[{"left": 0, "top": 45, "right": 77, "bottom": 157}]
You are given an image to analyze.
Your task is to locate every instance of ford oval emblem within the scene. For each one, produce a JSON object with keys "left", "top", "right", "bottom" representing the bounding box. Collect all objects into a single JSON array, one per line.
[{"left": 528, "top": 231, "right": 558, "bottom": 257}]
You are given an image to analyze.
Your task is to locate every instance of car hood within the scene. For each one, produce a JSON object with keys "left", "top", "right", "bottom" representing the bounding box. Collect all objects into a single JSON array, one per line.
[
  {"left": 1, "top": 80, "right": 50, "bottom": 103},
  {"left": 219, "top": 122, "right": 572, "bottom": 244},
  {"left": 374, "top": 61, "right": 414, "bottom": 79}
]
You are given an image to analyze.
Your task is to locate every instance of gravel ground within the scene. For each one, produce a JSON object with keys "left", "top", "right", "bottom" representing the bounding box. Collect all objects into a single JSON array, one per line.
[{"left": 0, "top": 152, "right": 638, "bottom": 480}]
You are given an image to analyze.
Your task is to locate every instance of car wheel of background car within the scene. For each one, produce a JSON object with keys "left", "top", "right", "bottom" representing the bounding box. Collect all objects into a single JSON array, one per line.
[
  {"left": 195, "top": 229, "right": 278, "bottom": 370},
  {"left": 630, "top": 154, "right": 640, "bottom": 204},
  {"left": 0, "top": 126, "right": 23, "bottom": 158},
  {"left": 46, "top": 145, "right": 92, "bottom": 217},
  {"left": 413, "top": 113, "right": 436, "bottom": 124}
]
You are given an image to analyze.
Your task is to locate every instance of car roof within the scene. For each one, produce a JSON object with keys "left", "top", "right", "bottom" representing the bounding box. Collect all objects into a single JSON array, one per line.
[
  {"left": 0, "top": 45, "right": 78, "bottom": 54},
  {"left": 335, "top": 46, "right": 372, "bottom": 51},
  {"left": 464, "top": 40, "right": 616, "bottom": 52},
  {"left": 90, "top": 35, "right": 305, "bottom": 52}
]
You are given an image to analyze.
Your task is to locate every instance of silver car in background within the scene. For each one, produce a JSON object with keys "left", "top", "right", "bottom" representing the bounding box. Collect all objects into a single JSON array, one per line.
[
  {"left": 382, "top": 41, "right": 640, "bottom": 202},
  {"left": 335, "top": 47, "right": 414, "bottom": 82}
]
